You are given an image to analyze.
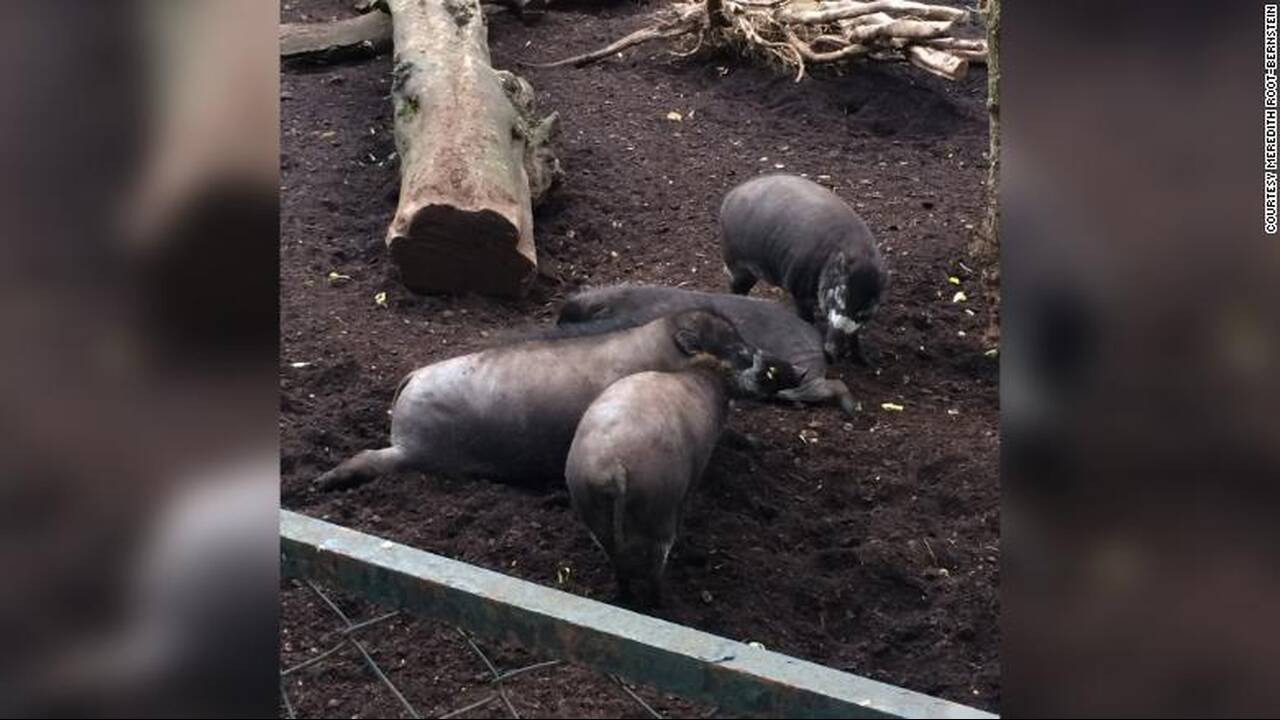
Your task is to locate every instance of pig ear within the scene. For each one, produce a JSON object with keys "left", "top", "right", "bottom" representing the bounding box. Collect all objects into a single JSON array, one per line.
[
  {"left": 557, "top": 302, "right": 582, "bottom": 324},
  {"left": 673, "top": 328, "right": 702, "bottom": 355},
  {"left": 672, "top": 311, "right": 708, "bottom": 355}
]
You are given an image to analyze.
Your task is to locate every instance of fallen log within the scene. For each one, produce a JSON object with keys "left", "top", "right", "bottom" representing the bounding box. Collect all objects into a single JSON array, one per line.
[
  {"left": 357, "top": 0, "right": 550, "bottom": 17},
  {"left": 280, "top": 10, "right": 392, "bottom": 62},
  {"left": 281, "top": 3, "right": 518, "bottom": 65},
  {"left": 386, "top": 0, "right": 561, "bottom": 296},
  {"left": 285, "top": 1, "right": 557, "bottom": 68}
]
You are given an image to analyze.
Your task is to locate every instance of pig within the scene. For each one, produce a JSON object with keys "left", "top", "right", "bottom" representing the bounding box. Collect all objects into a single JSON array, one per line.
[
  {"left": 719, "top": 173, "right": 888, "bottom": 364},
  {"left": 314, "top": 309, "right": 801, "bottom": 492},
  {"left": 558, "top": 284, "right": 857, "bottom": 415},
  {"left": 566, "top": 364, "right": 728, "bottom": 606}
]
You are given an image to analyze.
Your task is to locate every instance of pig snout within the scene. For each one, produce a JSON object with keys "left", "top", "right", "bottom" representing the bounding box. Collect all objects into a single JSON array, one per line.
[
  {"left": 734, "top": 350, "right": 802, "bottom": 398},
  {"left": 822, "top": 325, "right": 875, "bottom": 367},
  {"left": 822, "top": 323, "right": 852, "bottom": 363},
  {"left": 819, "top": 261, "right": 883, "bottom": 364},
  {"left": 672, "top": 310, "right": 777, "bottom": 393},
  {"left": 821, "top": 323, "right": 863, "bottom": 364}
]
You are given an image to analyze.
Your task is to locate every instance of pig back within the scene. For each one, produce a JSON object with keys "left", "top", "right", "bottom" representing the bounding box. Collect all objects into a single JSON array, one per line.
[
  {"left": 561, "top": 286, "right": 828, "bottom": 387},
  {"left": 569, "top": 369, "right": 728, "bottom": 493},
  {"left": 720, "top": 174, "right": 871, "bottom": 298},
  {"left": 393, "top": 320, "right": 689, "bottom": 484}
]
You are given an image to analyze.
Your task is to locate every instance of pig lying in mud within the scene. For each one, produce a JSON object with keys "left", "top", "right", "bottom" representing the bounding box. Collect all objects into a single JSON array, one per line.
[
  {"left": 314, "top": 309, "right": 800, "bottom": 491},
  {"left": 558, "top": 284, "right": 858, "bottom": 415},
  {"left": 720, "top": 173, "right": 888, "bottom": 364},
  {"left": 566, "top": 365, "right": 729, "bottom": 606}
]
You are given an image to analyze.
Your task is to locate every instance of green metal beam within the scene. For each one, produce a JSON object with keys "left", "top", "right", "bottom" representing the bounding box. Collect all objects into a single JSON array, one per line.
[{"left": 280, "top": 510, "right": 997, "bottom": 719}]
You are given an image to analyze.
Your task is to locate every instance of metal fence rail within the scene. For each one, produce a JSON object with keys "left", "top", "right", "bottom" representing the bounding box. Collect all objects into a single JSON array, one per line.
[{"left": 280, "top": 509, "right": 997, "bottom": 720}]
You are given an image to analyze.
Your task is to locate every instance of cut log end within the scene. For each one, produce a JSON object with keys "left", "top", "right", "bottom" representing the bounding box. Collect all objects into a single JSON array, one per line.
[{"left": 389, "top": 205, "right": 536, "bottom": 297}]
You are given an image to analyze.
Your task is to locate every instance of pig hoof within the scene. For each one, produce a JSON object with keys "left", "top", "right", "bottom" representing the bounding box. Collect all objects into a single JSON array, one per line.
[
  {"left": 615, "top": 583, "right": 635, "bottom": 607},
  {"left": 839, "top": 397, "right": 859, "bottom": 417},
  {"left": 314, "top": 470, "right": 358, "bottom": 492}
]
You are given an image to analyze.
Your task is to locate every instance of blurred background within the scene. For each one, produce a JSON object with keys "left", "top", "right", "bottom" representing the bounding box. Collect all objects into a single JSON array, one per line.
[
  {"left": 0, "top": 0, "right": 1276, "bottom": 717},
  {"left": 0, "top": 0, "right": 279, "bottom": 716},
  {"left": 1001, "top": 1, "right": 1280, "bottom": 716}
]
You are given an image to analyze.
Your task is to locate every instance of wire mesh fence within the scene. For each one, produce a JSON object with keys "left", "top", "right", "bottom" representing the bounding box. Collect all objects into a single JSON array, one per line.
[{"left": 280, "top": 578, "right": 716, "bottom": 719}]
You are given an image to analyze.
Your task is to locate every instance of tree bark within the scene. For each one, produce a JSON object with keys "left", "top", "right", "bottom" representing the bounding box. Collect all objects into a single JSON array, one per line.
[
  {"left": 385, "top": 0, "right": 561, "bottom": 296},
  {"left": 972, "top": 0, "right": 999, "bottom": 344},
  {"left": 985, "top": 0, "right": 999, "bottom": 249}
]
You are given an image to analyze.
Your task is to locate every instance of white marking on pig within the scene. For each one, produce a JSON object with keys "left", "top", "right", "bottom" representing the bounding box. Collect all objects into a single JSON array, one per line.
[
  {"left": 827, "top": 309, "right": 861, "bottom": 334},
  {"left": 659, "top": 539, "right": 675, "bottom": 571}
]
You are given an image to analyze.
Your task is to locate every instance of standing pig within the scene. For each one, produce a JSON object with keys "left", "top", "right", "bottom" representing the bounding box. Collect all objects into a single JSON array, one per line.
[
  {"left": 559, "top": 284, "right": 857, "bottom": 415},
  {"left": 314, "top": 309, "right": 800, "bottom": 492},
  {"left": 720, "top": 173, "right": 888, "bottom": 364},
  {"left": 566, "top": 363, "right": 728, "bottom": 606}
]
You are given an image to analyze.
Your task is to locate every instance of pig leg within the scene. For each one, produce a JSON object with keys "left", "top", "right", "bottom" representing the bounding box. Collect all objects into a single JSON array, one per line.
[
  {"left": 778, "top": 378, "right": 858, "bottom": 416},
  {"left": 846, "top": 332, "right": 875, "bottom": 367},
  {"left": 615, "top": 575, "right": 634, "bottom": 605},
  {"left": 725, "top": 263, "right": 758, "bottom": 296},
  {"left": 645, "top": 574, "right": 664, "bottom": 608},
  {"left": 721, "top": 427, "right": 763, "bottom": 450},
  {"left": 313, "top": 446, "right": 408, "bottom": 491},
  {"left": 645, "top": 539, "right": 675, "bottom": 608}
]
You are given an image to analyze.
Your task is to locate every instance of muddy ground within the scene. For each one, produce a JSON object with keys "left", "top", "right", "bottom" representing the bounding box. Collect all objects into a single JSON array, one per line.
[{"left": 280, "top": 0, "right": 998, "bottom": 715}]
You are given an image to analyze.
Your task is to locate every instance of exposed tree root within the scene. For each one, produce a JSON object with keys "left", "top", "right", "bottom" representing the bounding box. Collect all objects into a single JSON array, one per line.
[
  {"left": 523, "top": 4, "right": 706, "bottom": 68},
  {"left": 528, "top": 0, "right": 987, "bottom": 81}
]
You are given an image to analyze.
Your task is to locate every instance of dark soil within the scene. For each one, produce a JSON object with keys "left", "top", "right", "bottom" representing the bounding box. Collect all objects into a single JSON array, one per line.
[{"left": 280, "top": 0, "right": 998, "bottom": 716}]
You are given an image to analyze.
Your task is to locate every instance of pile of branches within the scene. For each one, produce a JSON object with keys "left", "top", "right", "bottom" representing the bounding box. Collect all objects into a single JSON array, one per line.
[{"left": 532, "top": 0, "right": 987, "bottom": 81}]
